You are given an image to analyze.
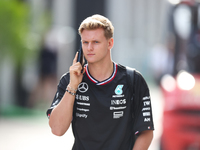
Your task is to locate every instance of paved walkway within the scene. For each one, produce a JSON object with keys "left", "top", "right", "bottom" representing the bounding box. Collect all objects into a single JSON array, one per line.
[
  {"left": 0, "top": 84, "right": 164, "bottom": 150},
  {"left": 0, "top": 116, "right": 74, "bottom": 150}
]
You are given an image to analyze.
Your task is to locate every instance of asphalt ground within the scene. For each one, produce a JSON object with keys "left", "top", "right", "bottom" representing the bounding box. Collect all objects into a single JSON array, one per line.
[{"left": 0, "top": 84, "right": 164, "bottom": 150}]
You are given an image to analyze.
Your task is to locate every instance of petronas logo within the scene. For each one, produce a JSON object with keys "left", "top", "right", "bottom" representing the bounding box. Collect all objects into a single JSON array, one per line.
[{"left": 115, "top": 85, "right": 124, "bottom": 95}]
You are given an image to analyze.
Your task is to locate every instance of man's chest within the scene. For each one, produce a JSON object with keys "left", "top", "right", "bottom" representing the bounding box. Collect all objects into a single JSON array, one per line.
[{"left": 74, "top": 78, "right": 131, "bottom": 120}]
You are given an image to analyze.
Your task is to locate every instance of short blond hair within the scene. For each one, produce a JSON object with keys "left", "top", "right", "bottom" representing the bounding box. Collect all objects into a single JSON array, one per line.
[{"left": 78, "top": 14, "right": 114, "bottom": 39}]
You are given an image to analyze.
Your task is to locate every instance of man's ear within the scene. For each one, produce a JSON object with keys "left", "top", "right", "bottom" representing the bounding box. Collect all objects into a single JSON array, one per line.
[{"left": 108, "top": 38, "right": 114, "bottom": 50}]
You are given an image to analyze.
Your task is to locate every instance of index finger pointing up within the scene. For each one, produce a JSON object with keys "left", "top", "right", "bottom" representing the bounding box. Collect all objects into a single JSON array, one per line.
[{"left": 73, "top": 52, "right": 79, "bottom": 65}]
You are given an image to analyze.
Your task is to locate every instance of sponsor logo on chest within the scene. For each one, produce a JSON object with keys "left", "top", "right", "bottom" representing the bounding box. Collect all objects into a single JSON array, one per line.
[{"left": 110, "top": 84, "right": 127, "bottom": 119}]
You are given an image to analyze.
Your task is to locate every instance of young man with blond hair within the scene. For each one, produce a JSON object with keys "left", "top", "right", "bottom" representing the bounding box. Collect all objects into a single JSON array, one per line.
[{"left": 47, "top": 14, "right": 154, "bottom": 150}]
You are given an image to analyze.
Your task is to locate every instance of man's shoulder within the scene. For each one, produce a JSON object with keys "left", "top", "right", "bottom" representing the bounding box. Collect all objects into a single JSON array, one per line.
[
  {"left": 59, "top": 72, "right": 70, "bottom": 86},
  {"left": 116, "top": 63, "right": 128, "bottom": 74},
  {"left": 116, "top": 63, "right": 126, "bottom": 70},
  {"left": 117, "top": 63, "right": 147, "bottom": 85},
  {"left": 117, "top": 63, "right": 140, "bottom": 77},
  {"left": 60, "top": 72, "right": 69, "bottom": 78}
]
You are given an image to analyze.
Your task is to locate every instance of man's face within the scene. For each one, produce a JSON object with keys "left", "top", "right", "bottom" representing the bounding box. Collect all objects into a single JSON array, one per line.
[{"left": 81, "top": 28, "right": 113, "bottom": 64}]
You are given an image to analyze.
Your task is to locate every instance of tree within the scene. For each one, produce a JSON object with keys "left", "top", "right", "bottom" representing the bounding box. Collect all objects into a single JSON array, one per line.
[{"left": 0, "top": 0, "right": 34, "bottom": 107}]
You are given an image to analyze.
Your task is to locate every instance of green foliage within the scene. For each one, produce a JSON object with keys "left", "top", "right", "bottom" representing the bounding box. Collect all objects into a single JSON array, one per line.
[{"left": 0, "top": 0, "right": 30, "bottom": 66}]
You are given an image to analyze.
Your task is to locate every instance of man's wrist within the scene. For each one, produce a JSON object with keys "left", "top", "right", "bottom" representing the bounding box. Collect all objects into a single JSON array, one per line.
[
  {"left": 66, "top": 85, "right": 77, "bottom": 96},
  {"left": 67, "top": 85, "right": 77, "bottom": 92}
]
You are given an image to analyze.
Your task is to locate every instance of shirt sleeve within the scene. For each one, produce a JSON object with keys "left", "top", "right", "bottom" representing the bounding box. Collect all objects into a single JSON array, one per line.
[
  {"left": 46, "top": 73, "right": 69, "bottom": 118},
  {"left": 133, "top": 71, "right": 154, "bottom": 135}
]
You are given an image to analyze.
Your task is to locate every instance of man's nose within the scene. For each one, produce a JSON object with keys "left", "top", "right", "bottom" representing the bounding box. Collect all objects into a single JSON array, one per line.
[{"left": 87, "top": 43, "right": 93, "bottom": 51}]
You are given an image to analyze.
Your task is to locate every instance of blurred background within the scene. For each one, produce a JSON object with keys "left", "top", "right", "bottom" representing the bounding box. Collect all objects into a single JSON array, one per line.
[{"left": 1, "top": 0, "right": 200, "bottom": 150}]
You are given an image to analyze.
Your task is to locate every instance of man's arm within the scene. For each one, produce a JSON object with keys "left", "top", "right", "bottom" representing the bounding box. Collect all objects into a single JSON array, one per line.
[
  {"left": 132, "top": 130, "right": 153, "bottom": 150},
  {"left": 48, "top": 52, "right": 84, "bottom": 136},
  {"left": 49, "top": 91, "right": 76, "bottom": 136}
]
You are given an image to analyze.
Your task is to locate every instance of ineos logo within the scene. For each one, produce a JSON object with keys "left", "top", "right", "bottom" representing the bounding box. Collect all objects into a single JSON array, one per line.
[{"left": 78, "top": 82, "right": 89, "bottom": 93}]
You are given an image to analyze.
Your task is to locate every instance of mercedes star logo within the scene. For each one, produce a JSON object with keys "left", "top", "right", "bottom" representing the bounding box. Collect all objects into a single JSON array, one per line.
[{"left": 78, "top": 82, "right": 89, "bottom": 93}]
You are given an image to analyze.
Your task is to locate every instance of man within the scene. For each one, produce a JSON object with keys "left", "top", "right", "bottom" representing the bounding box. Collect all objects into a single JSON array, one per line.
[{"left": 47, "top": 14, "right": 154, "bottom": 150}]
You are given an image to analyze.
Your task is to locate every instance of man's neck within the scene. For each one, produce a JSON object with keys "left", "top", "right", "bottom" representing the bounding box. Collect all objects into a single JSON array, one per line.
[{"left": 87, "top": 61, "right": 113, "bottom": 82}]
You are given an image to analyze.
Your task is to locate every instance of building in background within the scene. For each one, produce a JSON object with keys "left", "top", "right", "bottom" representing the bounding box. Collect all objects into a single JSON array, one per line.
[
  {"left": 0, "top": 0, "right": 170, "bottom": 110},
  {"left": 29, "top": 0, "right": 169, "bottom": 81}
]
